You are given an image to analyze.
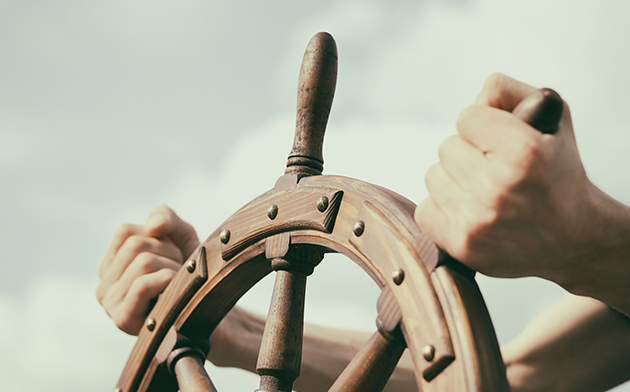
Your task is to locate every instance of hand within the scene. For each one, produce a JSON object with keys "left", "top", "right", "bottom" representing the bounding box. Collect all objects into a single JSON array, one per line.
[
  {"left": 415, "top": 73, "right": 593, "bottom": 281},
  {"left": 96, "top": 205, "right": 200, "bottom": 335}
]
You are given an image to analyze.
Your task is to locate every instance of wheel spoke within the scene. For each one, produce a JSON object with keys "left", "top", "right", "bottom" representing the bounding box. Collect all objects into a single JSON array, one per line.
[
  {"left": 255, "top": 244, "right": 324, "bottom": 392},
  {"left": 173, "top": 356, "right": 218, "bottom": 392},
  {"left": 256, "top": 269, "right": 308, "bottom": 391},
  {"left": 329, "top": 330, "right": 406, "bottom": 392}
]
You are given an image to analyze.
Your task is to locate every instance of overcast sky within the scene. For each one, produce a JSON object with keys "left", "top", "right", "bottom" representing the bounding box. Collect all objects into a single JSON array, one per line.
[{"left": 1, "top": 1, "right": 629, "bottom": 391}]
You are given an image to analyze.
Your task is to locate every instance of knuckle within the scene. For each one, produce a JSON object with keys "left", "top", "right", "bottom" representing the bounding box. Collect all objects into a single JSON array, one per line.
[
  {"left": 114, "top": 223, "right": 137, "bottom": 239},
  {"left": 485, "top": 72, "right": 506, "bottom": 87},
  {"left": 423, "top": 163, "right": 441, "bottom": 190},
  {"left": 135, "top": 252, "right": 160, "bottom": 275},
  {"left": 511, "top": 139, "right": 543, "bottom": 177},
  {"left": 150, "top": 204, "right": 175, "bottom": 219},
  {"left": 95, "top": 283, "right": 106, "bottom": 303},
  {"left": 112, "top": 309, "right": 136, "bottom": 335},
  {"left": 437, "top": 135, "right": 457, "bottom": 160},
  {"left": 125, "top": 235, "right": 151, "bottom": 253},
  {"left": 97, "top": 262, "right": 107, "bottom": 279},
  {"left": 455, "top": 105, "right": 477, "bottom": 131},
  {"left": 129, "top": 278, "right": 152, "bottom": 300}
]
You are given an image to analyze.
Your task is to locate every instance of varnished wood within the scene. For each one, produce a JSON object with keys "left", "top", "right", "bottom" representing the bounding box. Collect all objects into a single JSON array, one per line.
[
  {"left": 256, "top": 269, "right": 307, "bottom": 392},
  {"left": 220, "top": 187, "right": 342, "bottom": 260},
  {"left": 512, "top": 87, "right": 563, "bottom": 134},
  {"left": 173, "top": 356, "right": 218, "bottom": 392},
  {"left": 349, "top": 200, "right": 454, "bottom": 379},
  {"left": 119, "top": 172, "right": 509, "bottom": 392},
  {"left": 329, "top": 331, "right": 406, "bottom": 392},
  {"left": 115, "top": 32, "right": 563, "bottom": 392},
  {"left": 286, "top": 32, "right": 337, "bottom": 177},
  {"left": 116, "top": 246, "right": 208, "bottom": 392}
]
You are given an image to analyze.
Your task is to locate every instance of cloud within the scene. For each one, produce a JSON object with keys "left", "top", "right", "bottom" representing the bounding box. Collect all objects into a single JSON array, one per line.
[
  {"left": 0, "top": 276, "right": 135, "bottom": 391},
  {"left": 3, "top": 0, "right": 630, "bottom": 390}
]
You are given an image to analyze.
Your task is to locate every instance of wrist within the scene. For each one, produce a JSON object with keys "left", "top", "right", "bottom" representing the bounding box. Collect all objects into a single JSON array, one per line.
[{"left": 550, "top": 184, "right": 630, "bottom": 314}]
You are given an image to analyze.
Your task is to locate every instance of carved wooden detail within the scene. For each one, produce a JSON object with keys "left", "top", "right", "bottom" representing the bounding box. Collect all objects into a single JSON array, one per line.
[{"left": 115, "top": 31, "right": 561, "bottom": 392}]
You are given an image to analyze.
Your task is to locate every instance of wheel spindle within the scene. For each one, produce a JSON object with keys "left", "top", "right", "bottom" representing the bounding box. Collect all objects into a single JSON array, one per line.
[
  {"left": 255, "top": 245, "right": 324, "bottom": 392},
  {"left": 172, "top": 356, "right": 218, "bottom": 392},
  {"left": 329, "top": 288, "right": 407, "bottom": 392},
  {"left": 329, "top": 330, "right": 406, "bottom": 392},
  {"left": 166, "top": 334, "right": 217, "bottom": 392}
]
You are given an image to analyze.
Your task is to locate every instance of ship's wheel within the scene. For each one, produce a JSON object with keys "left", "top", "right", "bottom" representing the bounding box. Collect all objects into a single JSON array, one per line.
[{"left": 114, "top": 32, "right": 561, "bottom": 392}]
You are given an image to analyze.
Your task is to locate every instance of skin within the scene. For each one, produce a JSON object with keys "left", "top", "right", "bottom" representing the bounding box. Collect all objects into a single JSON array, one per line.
[
  {"left": 95, "top": 205, "right": 416, "bottom": 391},
  {"left": 96, "top": 208, "right": 630, "bottom": 392},
  {"left": 502, "top": 295, "right": 630, "bottom": 392},
  {"left": 415, "top": 73, "right": 630, "bottom": 316},
  {"left": 97, "top": 74, "right": 630, "bottom": 390}
]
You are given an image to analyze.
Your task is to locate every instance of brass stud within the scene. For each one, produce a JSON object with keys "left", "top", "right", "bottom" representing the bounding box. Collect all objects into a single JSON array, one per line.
[
  {"left": 422, "top": 345, "right": 435, "bottom": 362},
  {"left": 352, "top": 220, "right": 365, "bottom": 237},
  {"left": 392, "top": 269, "right": 405, "bottom": 285},
  {"left": 114, "top": 388, "right": 122, "bottom": 392},
  {"left": 146, "top": 317, "right": 156, "bottom": 332},
  {"left": 316, "top": 196, "right": 329, "bottom": 212},
  {"left": 220, "top": 229, "right": 231, "bottom": 244},
  {"left": 267, "top": 204, "right": 278, "bottom": 220},
  {"left": 186, "top": 259, "right": 196, "bottom": 273}
]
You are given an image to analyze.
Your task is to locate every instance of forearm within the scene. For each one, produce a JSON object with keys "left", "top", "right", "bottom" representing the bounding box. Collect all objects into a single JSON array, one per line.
[
  {"left": 297, "top": 323, "right": 416, "bottom": 392},
  {"left": 208, "top": 308, "right": 416, "bottom": 392},
  {"left": 502, "top": 294, "right": 630, "bottom": 392},
  {"left": 550, "top": 185, "right": 630, "bottom": 316}
]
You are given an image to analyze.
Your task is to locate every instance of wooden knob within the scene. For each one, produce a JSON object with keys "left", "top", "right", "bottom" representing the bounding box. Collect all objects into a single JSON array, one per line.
[
  {"left": 512, "top": 88, "right": 563, "bottom": 134},
  {"left": 285, "top": 32, "right": 338, "bottom": 177}
]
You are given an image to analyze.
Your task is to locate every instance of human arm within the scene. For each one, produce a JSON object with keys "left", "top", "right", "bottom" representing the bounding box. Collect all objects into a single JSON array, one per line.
[
  {"left": 96, "top": 206, "right": 416, "bottom": 391},
  {"left": 415, "top": 73, "right": 630, "bottom": 315},
  {"left": 502, "top": 294, "right": 630, "bottom": 392},
  {"left": 209, "top": 307, "right": 416, "bottom": 391}
]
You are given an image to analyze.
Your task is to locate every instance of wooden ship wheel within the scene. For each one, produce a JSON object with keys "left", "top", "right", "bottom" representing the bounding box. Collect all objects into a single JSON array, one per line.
[{"left": 114, "top": 32, "right": 563, "bottom": 392}]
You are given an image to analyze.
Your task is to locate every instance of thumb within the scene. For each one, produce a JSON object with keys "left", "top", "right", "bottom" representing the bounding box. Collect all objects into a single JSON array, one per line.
[
  {"left": 475, "top": 73, "right": 537, "bottom": 111},
  {"left": 145, "top": 205, "right": 200, "bottom": 260}
]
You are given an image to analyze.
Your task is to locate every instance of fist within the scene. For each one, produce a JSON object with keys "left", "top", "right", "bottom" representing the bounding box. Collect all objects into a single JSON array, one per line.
[
  {"left": 96, "top": 205, "right": 199, "bottom": 335},
  {"left": 415, "top": 73, "right": 593, "bottom": 280}
]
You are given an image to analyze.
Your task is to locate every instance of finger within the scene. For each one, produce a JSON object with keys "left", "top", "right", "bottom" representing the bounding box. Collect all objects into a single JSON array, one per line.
[
  {"left": 437, "top": 135, "right": 488, "bottom": 192},
  {"left": 414, "top": 196, "right": 452, "bottom": 253},
  {"left": 97, "top": 252, "right": 181, "bottom": 303},
  {"left": 456, "top": 104, "right": 543, "bottom": 156},
  {"left": 98, "top": 223, "right": 144, "bottom": 278},
  {"left": 111, "top": 268, "right": 177, "bottom": 335},
  {"left": 145, "top": 205, "right": 200, "bottom": 259},
  {"left": 475, "top": 73, "right": 537, "bottom": 111},
  {"left": 424, "top": 162, "right": 467, "bottom": 207},
  {"left": 101, "top": 235, "right": 183, "bottom": 289}
]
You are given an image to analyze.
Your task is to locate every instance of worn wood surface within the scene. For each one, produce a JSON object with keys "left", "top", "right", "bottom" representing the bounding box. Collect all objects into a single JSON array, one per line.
[
  {"left": 112, "top": 32, "right": 562, "bottom": 392},
  {"left": 116, "top": 247, "right": 208, "bottom": 392},
  {"left": 286, "top": 32, "right": 337, "bottom": 177},
  {"left": 115, "top": 172, "right": 507, "bottom": 391},
  {"left": 256, "top": 269, "right": 307, "bottom": 391},
  {"left": 329, "top": 330, "right": 406, "bottom": 392},
  {"left": 173, "top": 355, "right": 218, "bottom": 392}
]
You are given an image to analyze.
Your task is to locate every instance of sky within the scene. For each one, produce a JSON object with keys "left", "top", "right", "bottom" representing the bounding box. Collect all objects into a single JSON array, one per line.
[{"left": 1, "top": 0, "right": 630, "bottom": 390}]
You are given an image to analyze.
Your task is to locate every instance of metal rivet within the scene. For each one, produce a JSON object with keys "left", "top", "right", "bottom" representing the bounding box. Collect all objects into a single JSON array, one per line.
[
  {"left": 220, "top": 229, "right": 231, "bottom": 244},
  {"left": 186, "top": 259, "right": 196, "bottom": 273},
  {"left": 114, "top": 388, "right": 122, "bottom": 392},
  {"left": 422, "top": 345, "right": 435, "bottom": 362},
  {"left": 352, "top": 220, "right": 365, "bottom": 237},
  {"left": 267, "top": 204, "right": 278, "bottom": 220},
  {"left": 392, "top": 269, "right": 405, "bottom": 285},
  {"left": 316, "top": 196, "right": 329, "bottom": 212},
  {"left": 146, "top": 317, "right": 156, "bottom": 332}
]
